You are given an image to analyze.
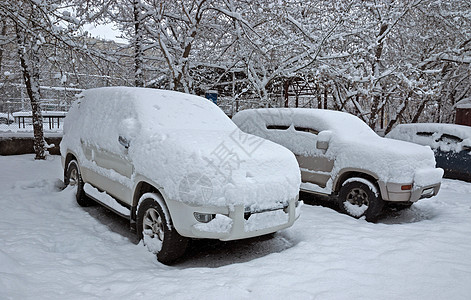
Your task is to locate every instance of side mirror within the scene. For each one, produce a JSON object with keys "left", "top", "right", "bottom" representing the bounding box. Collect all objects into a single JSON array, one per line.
[
  {"left": 316, "top": 130, "right": 332, "bottom": 150},
  {"left": 118, "top": 117, "right": 139, "bottom": 149},
  {"left": 118, "top": 135, "right": 130, "bottom": 149},
  {"left": 317, "top": 140, "right": 329, "bottom": 150}
]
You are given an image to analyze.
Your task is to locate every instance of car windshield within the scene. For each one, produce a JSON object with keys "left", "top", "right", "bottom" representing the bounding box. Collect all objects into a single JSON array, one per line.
[{"left": 310, "top": 111, "right": 378, "bottom": 138}]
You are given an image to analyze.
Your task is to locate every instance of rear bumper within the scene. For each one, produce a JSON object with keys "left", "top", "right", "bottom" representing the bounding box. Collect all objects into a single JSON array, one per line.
[
  {"left": 379, "top": 167, "right": 443, "bottom": 203},
  {"left": 380, "top": 181, "right": 441, "bottom": 202}
]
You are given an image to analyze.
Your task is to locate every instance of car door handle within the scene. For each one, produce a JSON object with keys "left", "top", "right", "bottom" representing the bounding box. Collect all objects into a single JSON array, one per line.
[{"left": 118, "top": 136, "right": 130, "bottom": 149}]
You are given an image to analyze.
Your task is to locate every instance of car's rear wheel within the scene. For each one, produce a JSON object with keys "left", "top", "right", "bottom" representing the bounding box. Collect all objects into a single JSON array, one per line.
[
  {"left": 65, "top": 160, "right": 94, "bottom": 207},
  {"left": 338, "top": 179, "right": 384, "bottom": 222},
  {"left": 137, "top": 193, "right": 188, "bottom": 264}
]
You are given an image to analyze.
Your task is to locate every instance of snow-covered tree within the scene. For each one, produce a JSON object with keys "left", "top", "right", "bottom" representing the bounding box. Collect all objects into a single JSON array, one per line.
[
  {"left": 2, "top": 0, "right": 470, "bottom": 138},
  {"left": 0, "top": 0, "right": 120, "bottom": 158},
  {"left": 1, "top": 1, "right": 54, "bottom": 159}
]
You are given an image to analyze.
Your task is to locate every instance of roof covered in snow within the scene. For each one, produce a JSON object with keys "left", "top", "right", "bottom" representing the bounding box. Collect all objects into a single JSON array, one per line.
[
  {"left": 455, "top": 98, "right": 471, "bottom": 109},
  {"left": 387, "top": 123, "right": 471, "bottom": 141},
  {"left": 233, "top": 108, "right": 377, "bottom": 137}
]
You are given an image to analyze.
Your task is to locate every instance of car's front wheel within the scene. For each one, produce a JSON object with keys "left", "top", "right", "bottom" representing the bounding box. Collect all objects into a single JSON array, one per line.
[
  {"left": 65, "top": 160, "right": 95, "bottom": 207},
  {"left": 338, "top": 179, "right": 384, "bottom": 222},
  {"left": 137, "top": 193, "right": 188, "bottom": 264}
]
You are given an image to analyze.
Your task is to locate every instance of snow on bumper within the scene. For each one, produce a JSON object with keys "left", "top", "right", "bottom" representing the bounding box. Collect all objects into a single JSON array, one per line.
[
  {"left": 380, "top": 168, "right": 443, "bottom": 202},
  {"left": 166, "top": 196, "right": 300, "bottom": 240}
]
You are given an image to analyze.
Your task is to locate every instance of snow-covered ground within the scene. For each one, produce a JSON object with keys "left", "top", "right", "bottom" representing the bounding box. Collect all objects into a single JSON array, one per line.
[{"left": 1, "top": 154, "right": 471, "bottom": 299}]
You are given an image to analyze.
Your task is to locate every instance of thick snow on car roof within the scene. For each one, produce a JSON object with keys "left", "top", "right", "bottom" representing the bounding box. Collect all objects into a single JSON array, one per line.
[
  {"left": 233, "top": 108, "right": 377, "bottom": 137},
  {"left": 82, "top": 86, "right": 236, "bottom": 131},
  {"left": 388, "top": 123, "right": 471, "bottom": 141}
]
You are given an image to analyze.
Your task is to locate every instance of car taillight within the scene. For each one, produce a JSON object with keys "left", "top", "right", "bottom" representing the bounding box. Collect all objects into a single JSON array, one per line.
[{"left": 401, "top": 185, "right": 412, "bottom": 190}]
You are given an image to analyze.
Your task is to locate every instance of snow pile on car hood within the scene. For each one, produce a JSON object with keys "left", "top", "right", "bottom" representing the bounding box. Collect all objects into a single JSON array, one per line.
[
  {"left": 130, "top": 129, "right": 300, "bottom": 211},
  {"left": 61, "top": 87, "right": 300, "bottom": 211},
  {"left": 233, "top": 108, "right": 443, "bottom": 186},
  {"left": 330, "top": 135, "right": 443, "bottom": 186}
]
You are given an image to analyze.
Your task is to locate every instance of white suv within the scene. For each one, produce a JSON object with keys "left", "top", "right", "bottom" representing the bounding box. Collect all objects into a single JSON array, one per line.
[
  {"left": 60, "top": 87, "right": 301, "bottom": 264},
  {"left": 233, "top": 108, "right": 443, "bottom": 222}
]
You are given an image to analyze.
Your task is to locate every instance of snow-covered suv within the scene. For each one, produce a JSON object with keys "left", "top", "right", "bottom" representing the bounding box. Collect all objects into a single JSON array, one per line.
[
  {"left": 232, "top": 108, "right": 443, "bottom": 222},
  {"left": 60, "top": 87, "right": 301, "bottom": 264}
]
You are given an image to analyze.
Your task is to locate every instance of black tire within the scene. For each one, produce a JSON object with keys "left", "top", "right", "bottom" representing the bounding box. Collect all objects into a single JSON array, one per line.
[
  {"left": 65, "top": 160, "right": 94, "bottom": 207},
  {"left": 137, "top": 193, "right": 188, "bottom": 264},
  {"left": 338, "top": 180, "right": 384, "bottom": 222}
]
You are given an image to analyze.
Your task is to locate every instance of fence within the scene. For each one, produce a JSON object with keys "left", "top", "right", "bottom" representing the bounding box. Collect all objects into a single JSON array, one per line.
[
  {"left": 218, "top": 95, "right": 284, "bottom": 117},
  {"left": 0, "top": 111, "right": 66, "bottom": 134}
]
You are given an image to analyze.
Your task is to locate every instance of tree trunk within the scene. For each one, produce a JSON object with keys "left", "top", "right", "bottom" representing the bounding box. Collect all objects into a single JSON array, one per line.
[
  {"left": 0, "top": 19, "right": 6, "bottom": 73},
  {"left": 284, "top": 80, "right": 290, "bottom": 107},
  {"left": 15, "top": 24, "right": 46, "bottom": 160},
  {"left": 436, "top": 97, "right": 442, "bottom": 123},
  {"left": 385, "top": 100, "right": 408, "bottom": 135},
  {"left": 316, "top": 83, "right": 322, "bottom": 108},
  {"left": 411, "top": 98, "right": 429, "bottom": 123},
  {"left": 133, "top": 0, "right": 144, "bottom": 87},
  {"left": 323, "top": 86, "right": 328, "bottom": 109},
  {"left": 369, "top": 23, "right": 389, "bottom": 130}
]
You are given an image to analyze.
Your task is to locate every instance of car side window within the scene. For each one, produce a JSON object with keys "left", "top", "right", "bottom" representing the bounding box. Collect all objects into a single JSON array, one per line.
[
  {"left": 417, "top": 132, "right": 433, "bottom": 137},
  {"left": 434, "top": 133, "right": 463, "bottom": 153},
  {"left": 294, "top": 126, "right": 319, "bottom": 135},
  {"left": 412, "top": 131, "right": 436, "bottom": 146},
  {"left": 437, "top": 134, "right": 462, "bottom": 144},
  {"left": 266, "top": 125, "right": 290, "bottom": 130}
]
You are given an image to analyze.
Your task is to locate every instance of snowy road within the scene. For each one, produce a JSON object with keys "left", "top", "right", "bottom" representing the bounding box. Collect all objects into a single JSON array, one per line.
[{"left": 1, "top": 155, "right": 471, "bottom": 299}]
